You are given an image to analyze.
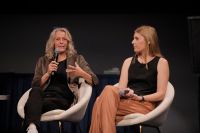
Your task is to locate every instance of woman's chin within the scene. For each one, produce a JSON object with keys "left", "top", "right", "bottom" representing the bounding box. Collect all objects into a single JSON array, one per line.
[{"left": 57, "top": 49, "right": 66, "bottom": 53}]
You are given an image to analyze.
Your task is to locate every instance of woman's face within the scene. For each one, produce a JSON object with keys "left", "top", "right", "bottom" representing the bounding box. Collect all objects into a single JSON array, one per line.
[
  {"left": 54, "top": 31, "right": 68, "bottom": 53},
  {"left": 132, "top": 32, "right": 147, "bottom": 54}
]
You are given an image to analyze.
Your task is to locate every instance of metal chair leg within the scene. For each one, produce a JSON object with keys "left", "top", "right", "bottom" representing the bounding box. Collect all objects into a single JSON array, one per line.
[
  {"left": 58, "top": 121, "right": 82, "bottom": 133},
  {"left": 59, "top": 121, "right": 62, "bottom": 133},
  {"left": 155, "top": 126, "right": 161, "bottom": 133},
  {"left": 139, "top": 125, "right": 142, "bottom": 133}
]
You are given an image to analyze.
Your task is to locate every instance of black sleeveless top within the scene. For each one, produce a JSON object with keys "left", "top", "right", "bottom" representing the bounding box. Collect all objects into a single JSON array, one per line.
[
  {"left": 44, "top": 59, "right": 74, "bottom": 102},
  {"left": 127, "top": 56, "right": 160, "bottom": 96}
]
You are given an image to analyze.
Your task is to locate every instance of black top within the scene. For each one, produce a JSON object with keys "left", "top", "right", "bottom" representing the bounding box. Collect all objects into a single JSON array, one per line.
[
  {"left": 44, "top": 59, "right": 74, "bottom": 102},
  {"left": 127, "top": 56, "right": 160, "bottom": 96}
]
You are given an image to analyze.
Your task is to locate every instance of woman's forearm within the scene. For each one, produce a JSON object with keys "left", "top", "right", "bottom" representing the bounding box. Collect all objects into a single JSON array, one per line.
[
  {"left": 81, "top": 71, "right": 93, "bottom": 85},
  {"left": 40, "top": 72, "right": 51, "bottom": 87}
]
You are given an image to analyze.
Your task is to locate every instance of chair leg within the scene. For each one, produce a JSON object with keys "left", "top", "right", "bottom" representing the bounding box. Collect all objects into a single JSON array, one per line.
[
  {"left": 139, "top": 125, "right": 142, "bottom": 133},
  {"left": 58, "top": 121, "right": 62, "bottom": 133},
  {"left": 155, "top": 127, "right": 161, "bottom": 133},
  {"left": 58, "top": 122, "right": 81, "bottom": 133}
]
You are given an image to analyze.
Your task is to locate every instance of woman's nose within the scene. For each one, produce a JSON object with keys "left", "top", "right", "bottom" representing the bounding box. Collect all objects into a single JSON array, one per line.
[{"left": 60, "top": 39, "right": 64, "bottom": 43}]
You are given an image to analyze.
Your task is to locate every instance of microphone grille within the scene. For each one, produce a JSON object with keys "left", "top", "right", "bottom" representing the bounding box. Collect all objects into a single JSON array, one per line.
[
  {"left": 53, "top": 48, "right": 59, "bottom": 61},
  {"left": 54, "top": 48, "right": 59, "bottom": 54}
]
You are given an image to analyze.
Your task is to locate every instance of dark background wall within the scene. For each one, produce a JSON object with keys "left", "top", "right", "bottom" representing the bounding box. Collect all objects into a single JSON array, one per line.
[{"left": 0, "top": 13, "right": 199, "bottom": 133}]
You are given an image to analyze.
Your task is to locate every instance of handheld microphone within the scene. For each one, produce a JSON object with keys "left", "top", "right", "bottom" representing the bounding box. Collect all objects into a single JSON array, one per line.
[
  {"left": 53, "top": 48, "right": 59, "bottom": 62},
  {"left": 119, "top": 89, "right": 129, "bottom": 97},
  {"left": 52, "top": 48, "right": 59, "bottom": 75}
]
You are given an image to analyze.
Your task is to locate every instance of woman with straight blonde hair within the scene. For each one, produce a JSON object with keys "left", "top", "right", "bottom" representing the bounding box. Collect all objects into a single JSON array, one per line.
[{"left": 89, "top": 25, "right": 169, "bottom": 133}]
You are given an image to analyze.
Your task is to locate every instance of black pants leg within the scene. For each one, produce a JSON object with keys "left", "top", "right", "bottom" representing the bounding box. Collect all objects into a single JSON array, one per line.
[{"left": 24, "top": 87, "right": 43, "bottom": 129}]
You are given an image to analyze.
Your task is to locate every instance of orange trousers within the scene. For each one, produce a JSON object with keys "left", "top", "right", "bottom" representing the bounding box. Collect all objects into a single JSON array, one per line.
[{"left": 89, "top": 85, "right": 155, "bottom": 133}]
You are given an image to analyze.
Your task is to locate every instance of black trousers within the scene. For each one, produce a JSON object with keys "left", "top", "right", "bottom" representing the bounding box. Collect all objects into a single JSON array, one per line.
[{"left": 23, "top": 87, "right": 72, "bottom": 130}]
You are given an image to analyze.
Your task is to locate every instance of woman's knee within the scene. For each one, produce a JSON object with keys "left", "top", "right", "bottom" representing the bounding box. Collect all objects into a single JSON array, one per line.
[
  {"left": 30, "top": 87, "right": 42, "bottom": 95},
  {"left": 103, "top": 85, "right": 118, "bottom": 93}
]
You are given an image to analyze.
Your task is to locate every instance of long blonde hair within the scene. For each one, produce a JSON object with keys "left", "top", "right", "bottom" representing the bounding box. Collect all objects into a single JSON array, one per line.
[
  {"left": 45, "top": 27, "right": 77, "bottom": 59},
  {"left": 134, "top": 25, "right": 162, "bottom": 69}
]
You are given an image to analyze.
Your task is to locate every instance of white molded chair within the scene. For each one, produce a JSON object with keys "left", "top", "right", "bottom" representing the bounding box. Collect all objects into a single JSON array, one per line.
[
  {"left": 115, "top": 82, "right": 175, "bottom": 133},
  {"left": 17, "top": 78, "right": 92, "bottom": 132}
]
